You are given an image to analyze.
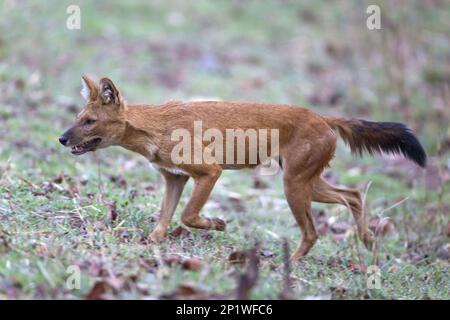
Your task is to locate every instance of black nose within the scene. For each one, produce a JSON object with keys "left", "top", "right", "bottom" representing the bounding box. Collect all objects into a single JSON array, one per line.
[{"left": 59, "top": 135, "right": 68, "bottom": 146}]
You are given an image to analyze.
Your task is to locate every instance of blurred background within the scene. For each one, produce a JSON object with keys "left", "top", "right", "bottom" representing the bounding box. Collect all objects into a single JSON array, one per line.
[{"left": 0, "top": 0, "right": 449, "bottom": 299}]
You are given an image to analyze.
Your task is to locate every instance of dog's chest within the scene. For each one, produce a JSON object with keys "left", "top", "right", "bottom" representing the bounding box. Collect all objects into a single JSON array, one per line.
[
  {"left": 146, "top": 143, "right": 188, "bottom": 176},
  {"left": 145, "top": 144, "right": 159, "bottom": 161}
]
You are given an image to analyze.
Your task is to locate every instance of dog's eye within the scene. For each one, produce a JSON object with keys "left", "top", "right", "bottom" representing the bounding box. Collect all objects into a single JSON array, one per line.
[{"left": 84, "top": 118, "right": 96, "bottom": 126}]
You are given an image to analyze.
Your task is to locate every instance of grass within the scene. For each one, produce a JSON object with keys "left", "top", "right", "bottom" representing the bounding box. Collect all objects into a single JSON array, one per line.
[{"left": 0, "top": 0, "right": 449, "bottom": 299}]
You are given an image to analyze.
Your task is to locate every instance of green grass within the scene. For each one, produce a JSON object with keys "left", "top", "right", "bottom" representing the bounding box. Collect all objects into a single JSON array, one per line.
[{"left": 0, "top": 0, "right": 449, "bottom": 299}]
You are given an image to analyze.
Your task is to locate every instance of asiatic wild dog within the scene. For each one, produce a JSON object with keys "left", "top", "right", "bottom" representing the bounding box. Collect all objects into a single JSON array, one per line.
[{"left": 59, "top": 76, "right": 427, "bottom": 260}]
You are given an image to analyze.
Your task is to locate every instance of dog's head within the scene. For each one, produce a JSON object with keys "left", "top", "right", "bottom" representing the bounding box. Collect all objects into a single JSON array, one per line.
[{"left": 59, "top": 76, "right": 127, "bottom": 155}]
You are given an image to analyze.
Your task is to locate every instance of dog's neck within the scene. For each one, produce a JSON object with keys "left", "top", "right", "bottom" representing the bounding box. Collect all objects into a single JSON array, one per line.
[{"left": 119, "top": 104, "right": 162, "bottom": 161}]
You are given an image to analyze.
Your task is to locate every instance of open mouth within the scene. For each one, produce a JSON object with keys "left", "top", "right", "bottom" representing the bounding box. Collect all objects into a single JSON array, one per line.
[{"left": 71, "top": 138, "right": 102, "bottom": 155}]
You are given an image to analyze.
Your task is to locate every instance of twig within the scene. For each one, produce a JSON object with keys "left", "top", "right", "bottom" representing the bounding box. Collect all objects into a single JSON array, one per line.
[
  {"left": 279, "top": 238, "right": 294, "bottom": 299},
  {"left": 95, "top": 153, "right": 104, "bottom": 202},
  {"left": 236, "top": 242, "right": 260, "bottom": 300}
]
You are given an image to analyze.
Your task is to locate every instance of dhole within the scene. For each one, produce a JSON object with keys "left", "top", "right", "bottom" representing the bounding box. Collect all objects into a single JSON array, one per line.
[{"left": 59, "top": 76, "right": 426, "bottom": 261}]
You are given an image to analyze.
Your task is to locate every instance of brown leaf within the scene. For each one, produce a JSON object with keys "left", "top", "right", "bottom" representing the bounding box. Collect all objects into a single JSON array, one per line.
[
  {"left": 53, "top": 173, "right": 66, "bottom": 184},
  {"left": 85, "top": 277, "right": 125, "bottom": 300},
  {"left": 42, "top": 181, "right": 55, "bottom": 193},
  {"left": 86, "top": 259, "right": 107, "bottom": 277},
  {"left": 182, "top": 257, "right": 203, "bottom": 271},
  {"left": 228, "top": 251, "right": 247, "bottom": 265},
  {"left": 388, "top": 264, "right": 399, "bottom": 273},
  {"left": 369, "top": 217, "right": 392, "bottom": 236},
  {"left": 279, "top": 239, "right": 294, "bottom": 300},
  {"left": 85, "top": 281, "right": 109, "bottom": 300},
  {"left": 163, "top": 255, "right": 183, "bottom": 266},
  {"left": 105, "top": 200, "right": 118, "bottom": 222},
  {"left": 331, "top": 233, "right": 347, "bottom": 242},
  {"left": 236, "top": 245, "right": 260, "bottom": 300},
  {"left": 63, "top": 176, "right": 81, "bottom": 198},
  {"left": 109, "top": 175, "right": 127, "bottom": 188},
  {"left": 260, "top": 250, "right": 274, "bottom": 258},
  {"left": 169, "top": 226, "right": 191, "bottom": 238},
  {"left": 330, "top": 222, "right": 352, "bottom": 234},
  {"left": 228, "top": 195, "right": 246, "bottom": 212},
  {"left": 31, "top": 191, "right": 48, "bottom": 199},
  {"left": 163, "top": 255, "right": 203, "bottom": 271},
  {"left": 161, "top": 283, "right": 209, "bottom": 299},
  {"left": 129, "top": 189, "right": 138, "bottom": 201},
  {"left": 173, "top": 284, "right": 202, "bottom": 296},
  {"left": 32, "top": 242, "right": 47, "bottom": 255},
  {"left": 347, "top": 262, "right": 367, "bottom": 273},
  {"left": 105, "top": 277, "right": 125, "bottom": 291},
  {"left": 93, "top": 221, "right": 106, "bottom": 231},
  {"left": 316, "top": 221, "right": 330, "bottom": 236},
  {"left": 327, "top": 256, "right": 343, "bottom": 268},
  {"left": 200, "top": 230, "right": 213, "bottom": 240},
  {"left": 253, "top": 176, "right": 268, "bottom": 189},
  {"left": 330, "top": 286, "right": 348, "bottom": 299},
  {"left": 144, "top": 184, "right": 156, "bottom": 192},
  {"left": 437, "top": 243, "right": 450, "bottom": 260},
  {"left": 79, "top": 175, "right": 89, "bottom": 186},
  {"left": 1, "top": 279, "right": 23, "bottom": 299},
  {"left": 0, "top": 230, "right": 10, "bottom": 253},
  {"left": 120, "top": 229, "right": 130, "bottom": 242},
  {"left": 139, "top": 258, "right": 159, "bottom": 272}
]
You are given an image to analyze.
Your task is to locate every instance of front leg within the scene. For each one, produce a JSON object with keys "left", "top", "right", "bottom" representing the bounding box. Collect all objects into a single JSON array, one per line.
[
  {"left": 149, "top": 170, "right": 189, "bottom": 243},
  {"left": 181, "top": 167, "right": 226, "bottom": 231}
]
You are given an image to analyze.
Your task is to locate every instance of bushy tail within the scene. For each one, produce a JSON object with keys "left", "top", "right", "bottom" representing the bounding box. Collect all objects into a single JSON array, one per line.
[{"left": 325, "top": 117, "right": 427, "bottom": 168}]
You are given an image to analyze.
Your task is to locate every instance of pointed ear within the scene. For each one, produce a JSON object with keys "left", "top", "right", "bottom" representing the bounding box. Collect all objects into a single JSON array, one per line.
[
  {"left": 99, "top": 77, "right": 121, "bottom": 105},
  {"left": 80, "top": 75, "right": 98, "bottom": 101}
]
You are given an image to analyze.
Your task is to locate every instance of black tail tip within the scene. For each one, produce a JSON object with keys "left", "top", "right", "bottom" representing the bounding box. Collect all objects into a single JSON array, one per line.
[
  {"left": 413, "top": 148, "right": 427, "bottom": 168},
  {"left": 393, "top": 123, "right": 427, "bottom": 168},
  {"left": 359, "top": 120, "right": 427, "bottom": 168},
  {"left": 399, "top": 125, "right": 427, "bottom": 168}
]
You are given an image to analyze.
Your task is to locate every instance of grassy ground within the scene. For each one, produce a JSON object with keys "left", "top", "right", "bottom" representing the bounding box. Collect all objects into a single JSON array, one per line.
[{"left": 0, "top": 0, "right": 449, "bottom": 299}]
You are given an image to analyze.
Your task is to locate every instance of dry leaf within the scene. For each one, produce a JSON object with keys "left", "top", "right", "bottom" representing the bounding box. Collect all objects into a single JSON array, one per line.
[
  {"left": 347, "top": 262, "right": 367, "bottom": 273},
  {"left": 330, "top": 222, "right": 351, "bottom": 234},
  {"left": 253, "top": 176, "right": 268, "bottom": 189},
  {"left": 228, "top": 251, "right": 247, "bottom": 265},
  {"left": 236, "top": 246, "right": 260, "bottom": 299},
  {"left": 163, "top": 255, "right": 203, "bottom": 271},
  {"left": 109, "top": 175, "right": 127, "bottom": 188},
  {"left": 85, "top": 277, "right": 124, "bottom": 300},
  {"left": 161, "top": 283, "right": 209, "bottom": 299},
  {"left": 169, "top": 226, "right": 191, "bottom": 238},
  {"left": 105, "top": 200, "right": 118, "bottom": 222},
  {"left": 182, "top": 257, "right": 203, "bottom": 271},
  {"left": 437, "top": 243, "right": 450, "bottom": 260},
  {"left": 369, "top": 217, "right": 392, "bottom": 236},
  {"left": 259, "top": 250, "right": 274, "bottom": 258}
]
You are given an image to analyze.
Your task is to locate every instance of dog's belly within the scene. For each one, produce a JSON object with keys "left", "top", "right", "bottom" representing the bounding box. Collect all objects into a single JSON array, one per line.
[{"left": 149, "top": 162, "right": 189, "bottom": 176}]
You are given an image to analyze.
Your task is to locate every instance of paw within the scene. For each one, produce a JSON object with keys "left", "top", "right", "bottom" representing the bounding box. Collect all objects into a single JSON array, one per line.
[
  {"left": 289, "top": 253, "right": 306, "bottom": 263},
  {"left": 209, "top": 218, "right": 226, "bottom": 231},
  {"left": 148, "top": 230, "right": 165, "bottom": 243},
  {"left": 362, "top": 231, "right": 375, "bottom": 250}
]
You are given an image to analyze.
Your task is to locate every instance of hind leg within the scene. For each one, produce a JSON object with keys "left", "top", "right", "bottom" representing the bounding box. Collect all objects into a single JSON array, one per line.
[
  {"left": 284, "top": 174, "right": 318, "bottom": 261},
  {"left": 282, "top": 130, "right": 336, "bottom": 261},
  {"left": 312, "top": 177, "right": 374, "bottom": 249}
]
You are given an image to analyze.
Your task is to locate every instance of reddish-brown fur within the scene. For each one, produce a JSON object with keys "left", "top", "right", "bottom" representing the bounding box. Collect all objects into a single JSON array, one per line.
[{"left": 59, "top": 77, "right": 426, "bottom": 260}]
